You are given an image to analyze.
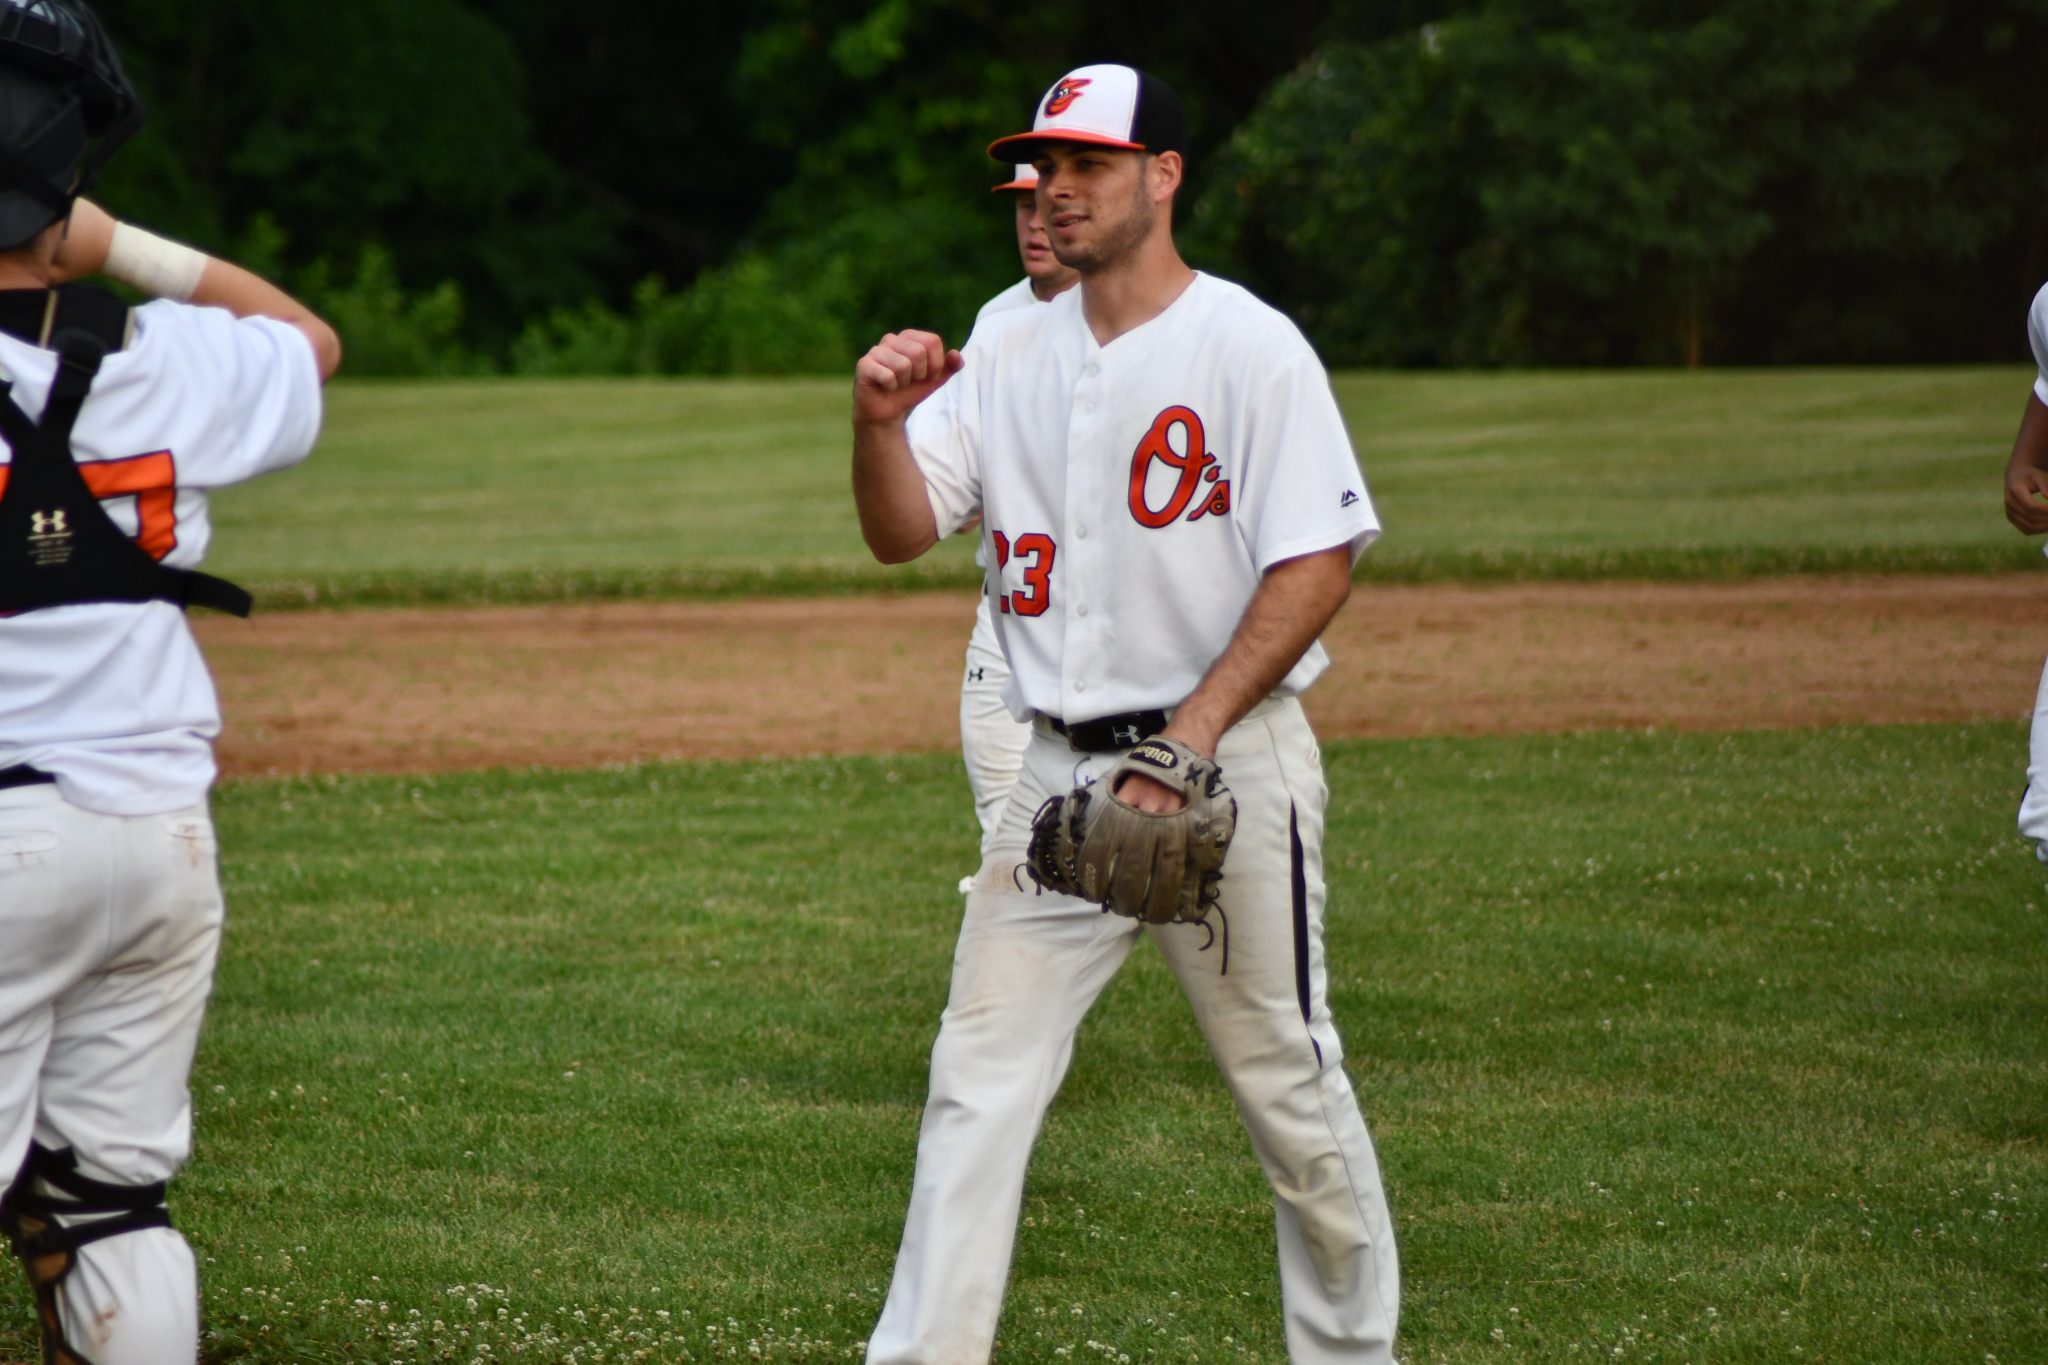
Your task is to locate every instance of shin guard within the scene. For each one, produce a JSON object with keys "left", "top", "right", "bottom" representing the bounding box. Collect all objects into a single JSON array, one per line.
[{"left": 0, "top": 1143, "right": 173, "bottom": 1365}]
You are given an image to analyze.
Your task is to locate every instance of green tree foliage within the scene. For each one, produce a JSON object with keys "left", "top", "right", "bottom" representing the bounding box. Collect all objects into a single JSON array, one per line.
[
  {"left": 81, "top": 0, "right": 2048, "bottom": 371},
  {"left": 97, "top": 0, "right": 601, "bottom": 339},
  {"left": 1198, "top": 0, "right": 2048, "bottom": 366},
  {"left": 718, "top": 0, "right": 1332, "bottom": 346},
  {"left": 511, "top": 261, "right": 852, "bottom": 376}
]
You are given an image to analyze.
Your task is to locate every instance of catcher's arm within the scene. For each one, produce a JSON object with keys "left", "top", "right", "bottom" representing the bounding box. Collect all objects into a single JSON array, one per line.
[
  {"left": 853, "top": 329, "right": 961, "bottom": 563},
  {"left": 1123, "top": 544, "right": 1354, "bottom": 813},
  {"left": 2005, "top": 393, "right": 2048, "bottom": 536},
  {"left": 54, "top": 199, "right": 342, "bottom": 381}
]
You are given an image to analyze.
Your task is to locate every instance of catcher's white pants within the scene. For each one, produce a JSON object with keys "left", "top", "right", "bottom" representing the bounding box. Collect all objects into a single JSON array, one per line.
[
  {"left": 2025, "top": 652, "right": 2048, "bottom": 863},
  {"left": 867, "top": 698, "right": 1399, "bottom": 1365},
  {"left": 0, "top": 783, "right": 217, "bottom": 1364},
  {"left": 960, "top": 595, "right": 1031, "bottom": 867}
]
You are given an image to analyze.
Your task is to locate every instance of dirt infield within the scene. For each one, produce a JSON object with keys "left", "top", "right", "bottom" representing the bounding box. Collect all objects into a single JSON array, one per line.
[{"left": 195, "top": 575, "right": 2044, "bottom": 777}]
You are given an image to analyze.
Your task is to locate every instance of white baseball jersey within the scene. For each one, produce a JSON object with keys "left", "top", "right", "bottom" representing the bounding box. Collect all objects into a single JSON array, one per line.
[
  {"left": 2030, "top": 282, "right": 2048, "bottom": 406},
  {"left": 948, "top": 279, "right": 1049, "bottom": 866},
  {"left": 907, "top": 277, "right": 1042, "bottom": 452},
  {"left": 972, "top": 276, "right": 1037, "bottom": 331},
  {"left": 909, "top": 272, "right": 1379, "bottom": 724},
  {"left": 0, "top": 300, "right": 323, "bottom": 815}
]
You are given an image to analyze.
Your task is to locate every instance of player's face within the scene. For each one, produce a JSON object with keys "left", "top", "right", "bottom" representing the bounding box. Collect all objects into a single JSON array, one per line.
[
  {"left": 1013, "top": 190, "right": 1079, "bottom": 295},
  {"left": 1033, "top": 145, "right": 1164, "bottom": 274}
]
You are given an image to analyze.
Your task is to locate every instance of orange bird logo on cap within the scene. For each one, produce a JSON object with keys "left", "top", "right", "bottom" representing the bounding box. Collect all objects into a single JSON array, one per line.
[{"left": 1044, "top": 77, "right": 1091, "bottom": 116}]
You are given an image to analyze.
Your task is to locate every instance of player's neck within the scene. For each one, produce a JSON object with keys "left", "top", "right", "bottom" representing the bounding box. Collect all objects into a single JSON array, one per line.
[
  {"left": 1079, "top": 236, "right": 1194, "bottom": 346},
  {"left": 1030, "top": 275, "right": 1078, "bottom": 304}
]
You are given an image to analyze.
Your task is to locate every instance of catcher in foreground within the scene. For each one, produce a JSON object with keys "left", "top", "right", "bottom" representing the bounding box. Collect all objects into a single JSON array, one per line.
[{"left": 1024, "top": 736, "right": 1238, "bottom": 962}]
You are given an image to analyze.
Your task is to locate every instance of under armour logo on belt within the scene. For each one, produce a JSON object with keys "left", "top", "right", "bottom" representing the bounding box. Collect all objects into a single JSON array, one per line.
[
  {"left": 29, "top": 509, "right": 67, "bottom": 536},
  {"left": 1110, "top": 722, "right": 1144, "bottom": 748}
]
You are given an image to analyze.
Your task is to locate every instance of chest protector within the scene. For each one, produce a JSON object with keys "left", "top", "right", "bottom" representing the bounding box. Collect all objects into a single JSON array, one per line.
[{"left": 0, "top": 287, "right": 250, "bottom": 617}]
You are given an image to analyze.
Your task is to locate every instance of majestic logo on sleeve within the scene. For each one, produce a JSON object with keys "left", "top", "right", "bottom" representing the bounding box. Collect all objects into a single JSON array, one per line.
[
  {"left": 1128, "top": 406, "right": 1232, "bottom": 528},
  {"left": 1044, "top": 77, "right": 1092, "bottom": 116}
]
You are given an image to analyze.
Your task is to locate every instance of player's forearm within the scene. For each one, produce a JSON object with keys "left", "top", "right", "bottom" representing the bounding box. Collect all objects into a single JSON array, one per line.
[
  {"left": 852, "top": 417, "right": 941, "bottom": 563},
  {"left": 63, "top": 200, "right": 342, "bottom": 381},
  {"left": 188, "top": 258, "right": 342, "bottom": 380},
  {"left": 1164, "top": 546, "right": 1354, "bottom": 756}
]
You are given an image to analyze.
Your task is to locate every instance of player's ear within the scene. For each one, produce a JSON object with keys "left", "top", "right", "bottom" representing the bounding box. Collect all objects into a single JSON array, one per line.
[{"left": 1149, "top": 150, "right": 1183, "bottom": 203}]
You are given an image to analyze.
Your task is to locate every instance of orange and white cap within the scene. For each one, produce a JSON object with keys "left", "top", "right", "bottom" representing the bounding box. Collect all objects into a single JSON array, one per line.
[
  {"left": 991, "top": 163, "right": 1038, "bottom": 193},
  {"left": 988, "top": 64, "right": 1188, "bottom": 163}
]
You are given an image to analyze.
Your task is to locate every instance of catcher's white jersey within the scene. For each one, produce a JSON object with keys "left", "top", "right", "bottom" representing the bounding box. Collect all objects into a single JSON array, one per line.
[
  {"left": 2031, "top": 282, "right": 2048, "bottom": 405},
  {"left": 909, "top": 272, "right": 1379, "bottom": 724},
  {"left": 0, "top": 300, "right": 322, "bottom": 815}
]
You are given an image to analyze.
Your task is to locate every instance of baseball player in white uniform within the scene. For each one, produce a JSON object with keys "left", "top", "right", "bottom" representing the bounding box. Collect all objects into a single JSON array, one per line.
[
  {"left": 947, "top": 164, "right": 1079, "bottom": 888},
  {"left": 0, "top": 5, "right": 341, "bottom": 1361},
  {"left": 2005, "top": 281, "right": 2048, "bottom": 861},
  {"left": 853, "top": 64, "right": 1399, "bottom": 1364}
]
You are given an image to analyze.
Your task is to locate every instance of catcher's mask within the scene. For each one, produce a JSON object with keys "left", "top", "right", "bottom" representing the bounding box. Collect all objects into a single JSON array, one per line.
[{"left": 0, "top": 0, "right": 139, "bottom": 251}]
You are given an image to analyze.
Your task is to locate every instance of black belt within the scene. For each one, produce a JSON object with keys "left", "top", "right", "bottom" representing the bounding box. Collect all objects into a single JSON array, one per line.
[
  {"left": 1047, "top": 709, "right": 1169, "bottom": 753},
  {"left": 0, "top": 764, "right": 55, "bottom": 791}
]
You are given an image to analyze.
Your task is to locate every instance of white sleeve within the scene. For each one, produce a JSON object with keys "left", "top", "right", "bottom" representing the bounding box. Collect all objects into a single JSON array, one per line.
[
  {"left": 2028, "top": 284, "right": 2048, "bottom": 406},
  {"left": 1237, "top": 348, "right": 1380, "bottom": 572},
  {"left": 144, "top": 301, "right": 324, "bottom": 484},
  {"left": 904, "top": 359, "right": 983, "bottom": 539}
]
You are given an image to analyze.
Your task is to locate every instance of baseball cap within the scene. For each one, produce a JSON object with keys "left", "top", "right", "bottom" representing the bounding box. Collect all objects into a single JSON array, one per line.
[
  {"left": 991, "top": 163, "right": 1037, "bottom": 193},
  {"left": 988, "top": 64, "right": 1188, "bottom": 163}
]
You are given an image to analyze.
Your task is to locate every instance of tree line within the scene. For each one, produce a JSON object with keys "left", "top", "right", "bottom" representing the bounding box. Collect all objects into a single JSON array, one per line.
[{"left": 91, "top": 0, "right": 2047, "bottom": 374}]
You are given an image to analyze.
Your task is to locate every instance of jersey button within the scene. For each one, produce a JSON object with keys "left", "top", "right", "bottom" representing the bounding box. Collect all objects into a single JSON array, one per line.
[
  {"left": 1076, "top": 525, "right": 1088, "bottom": 539},
  {"left": 1077, "top": 605, "right": 1089, "bottom": 618}
]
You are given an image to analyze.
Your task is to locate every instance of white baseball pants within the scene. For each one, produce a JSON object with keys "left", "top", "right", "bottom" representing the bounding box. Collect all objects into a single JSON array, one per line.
[
  {"left": 960, "top": 595, "right": 1031, "bottom": 866},
  {"left": 0, "top": 784, "right": 219, "bottom": 1365},
  {"left": 867, "top": 698, "right": 1399, "bottom": 1364},
  {"left": 2024, "top": 652, "right": 2048, "bottom": 863}
]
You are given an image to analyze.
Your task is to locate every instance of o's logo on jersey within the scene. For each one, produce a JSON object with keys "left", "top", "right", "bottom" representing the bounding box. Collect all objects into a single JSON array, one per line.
[
  {"left": 1128, "top": 406, "right": 1232, "bottom": 529},
  {"left": 1044, "top": 77, "right": 1091, "bottom": 116}
]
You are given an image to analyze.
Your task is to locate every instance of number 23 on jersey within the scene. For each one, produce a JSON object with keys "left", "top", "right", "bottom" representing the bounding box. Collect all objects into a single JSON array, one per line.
[{"left": 989, "top": 529, "right": 1055, "bottom": 617}]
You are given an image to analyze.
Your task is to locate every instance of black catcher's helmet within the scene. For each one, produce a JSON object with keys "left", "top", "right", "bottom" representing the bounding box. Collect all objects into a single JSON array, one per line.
[{"left": 0, "top": 0, "right": 139, "bottom": 250}]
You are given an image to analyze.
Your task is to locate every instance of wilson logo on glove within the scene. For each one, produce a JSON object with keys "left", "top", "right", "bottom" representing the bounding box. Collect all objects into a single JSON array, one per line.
[{"left": 1128, "top": 741, "right": 1179, "bottom": 771}]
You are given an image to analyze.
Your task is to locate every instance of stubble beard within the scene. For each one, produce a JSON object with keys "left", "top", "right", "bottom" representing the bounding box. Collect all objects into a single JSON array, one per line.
[{"left": 1052, "top": 179, "right": 1156, "bottom": 276}]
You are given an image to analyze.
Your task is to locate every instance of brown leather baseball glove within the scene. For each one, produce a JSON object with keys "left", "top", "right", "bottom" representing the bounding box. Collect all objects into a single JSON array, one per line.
[{"left": 1025, "top": 736, "right": 1236, "bottom": 925}]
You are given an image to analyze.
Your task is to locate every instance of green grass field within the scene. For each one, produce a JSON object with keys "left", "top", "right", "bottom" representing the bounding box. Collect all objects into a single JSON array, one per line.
[
  {"left": 4, "top": 368, "right": 2040, "bottom": 1361},
  {"left": 4, "top": 724, "right": 2040, "bottom": 1362},
  {"left": 205, "top": 368, "right": 2043, "bottom": 608}
]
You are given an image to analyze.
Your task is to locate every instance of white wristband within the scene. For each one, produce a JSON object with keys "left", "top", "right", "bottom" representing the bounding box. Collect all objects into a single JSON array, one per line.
[{"left": 102, "top": 222, "right": 208, "bottom": 302}]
